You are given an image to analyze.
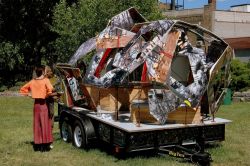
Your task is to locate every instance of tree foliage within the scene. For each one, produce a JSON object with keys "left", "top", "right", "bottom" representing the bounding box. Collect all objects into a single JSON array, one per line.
[
  {"left": 0, "top": 0, "right": 58, "bottom": 86},
  {"left": 0, "top": 0, "right": 163, "bottom": 88},
  {"left": 51, "top": 0, "right": 163, "bottom": 63},
  {"left": 230, "top": 59, "right": 250, "bottom": 91},
  {"left": 0, "top": 42, "right": 23, "bottom": 70}
]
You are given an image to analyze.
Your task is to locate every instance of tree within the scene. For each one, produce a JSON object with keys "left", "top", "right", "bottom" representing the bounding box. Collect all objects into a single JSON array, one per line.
[
  {"left": 50, "top": 0, "right": 163, "bottom": 63},
  {"left": 0, "top": 0, "right": 163, "bottom": 87},
  {"left": 0, "top": 0, "right": 59, "bottom": 86}
]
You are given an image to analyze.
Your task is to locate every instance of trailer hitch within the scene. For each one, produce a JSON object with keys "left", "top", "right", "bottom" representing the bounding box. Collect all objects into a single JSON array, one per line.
[{"left": 159, "top": 144, "right": 212, "bottom": 166}]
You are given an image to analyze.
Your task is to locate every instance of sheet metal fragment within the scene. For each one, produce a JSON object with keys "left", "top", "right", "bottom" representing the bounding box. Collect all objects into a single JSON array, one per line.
[{"left": 68, "top": 37, "right": 96, "bottom": 65}]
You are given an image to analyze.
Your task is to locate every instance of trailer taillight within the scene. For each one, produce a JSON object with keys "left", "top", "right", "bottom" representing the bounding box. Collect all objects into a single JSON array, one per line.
[{"left": 115, "top": 146, "right": 120, "bottom": 153}]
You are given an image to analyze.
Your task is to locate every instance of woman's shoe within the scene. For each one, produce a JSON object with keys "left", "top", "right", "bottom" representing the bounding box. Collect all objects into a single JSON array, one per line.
[{"left": 33, "top": 144, "right": 41, "bottom": 151}]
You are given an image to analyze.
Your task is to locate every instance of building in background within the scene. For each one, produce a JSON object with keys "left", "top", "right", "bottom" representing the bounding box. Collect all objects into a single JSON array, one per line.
[{"left": 162, "top": 0, "right": 250, "bottom": 62}]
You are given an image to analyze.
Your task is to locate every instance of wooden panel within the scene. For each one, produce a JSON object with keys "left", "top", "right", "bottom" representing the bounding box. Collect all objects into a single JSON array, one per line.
[
  {"left": 85, "top": 86, "right": 120, "bottom": 112},
  {"left": 99, "top": 88, "right": 118, "bottom": 112},
  {"left": 84, "top": 85, "right": 201, "bottom": 124},
  {"left": 85, "top": 85, "right": 99, "bottom": 108},
  {"left": 130, "top": 103, "right": 201, "bottom": 125},
  {"left": 96, "top": 35, "right": 134, "bottom": 49},
  {"left": 167, "top": 107, "right": 201, "bottom": 124},
  {"left": 56, "top": 67, "right": 95, "bottom": 109},
  {"left": 129, "top": 87, "right": 149, "bottom": 102},
  {"left": 85, "top": 85, "right": 151, "bottom": 112},
  {"left": 130, "top": 101, "right": 157, "bottom": 124},
  {"left": 155, "top": 30, "right": 181, "bottom": 83},
  {"left": 117, "top": 88, "right": 130, "bottom": 111}
]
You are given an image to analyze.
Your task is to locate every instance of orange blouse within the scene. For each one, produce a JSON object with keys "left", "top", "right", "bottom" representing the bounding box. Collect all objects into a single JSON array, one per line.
[{"left": 20, "top": 78, "right": 53, "bottom": 99}]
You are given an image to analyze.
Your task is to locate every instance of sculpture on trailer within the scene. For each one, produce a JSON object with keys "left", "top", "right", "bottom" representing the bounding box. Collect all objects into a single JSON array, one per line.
[{"left": 57, "top": 7, "right": 232, "bottom": 125}]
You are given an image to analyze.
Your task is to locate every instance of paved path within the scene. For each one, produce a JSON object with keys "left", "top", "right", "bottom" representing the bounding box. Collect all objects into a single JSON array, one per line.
[{"left": 0, "top": 91, "right": 21, "bottom": 96}]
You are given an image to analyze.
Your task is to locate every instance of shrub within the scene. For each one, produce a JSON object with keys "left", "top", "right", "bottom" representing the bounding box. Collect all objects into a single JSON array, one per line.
[
  {"left": 15, "top": 81, "right": 25, "bottom": 87},
  {"left": 0, "top": 85, "right": 8, "bottom": 92},
  {"left": 229, "top": 59, "right": 250, "bottom": 92}
]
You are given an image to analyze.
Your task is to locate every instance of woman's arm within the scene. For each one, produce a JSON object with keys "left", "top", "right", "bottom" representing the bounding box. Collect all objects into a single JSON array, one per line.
[{"left": 19, "top": 81, "right": 31, "bottom": 96}]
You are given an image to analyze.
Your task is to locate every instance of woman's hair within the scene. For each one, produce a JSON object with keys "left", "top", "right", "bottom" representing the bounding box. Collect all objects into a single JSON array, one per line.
[
  {"left": 35, "top": 66, "right": 44, "bottom": 77},
  {"left": 45, "top": 66, "right": 53, "bottom": 78}
]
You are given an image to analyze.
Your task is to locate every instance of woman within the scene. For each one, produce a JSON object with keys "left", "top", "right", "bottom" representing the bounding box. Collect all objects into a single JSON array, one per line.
[
  {"left": 20, "top": 66, "right": 55, "bottom": 151},
  {"left": 44, "top": 66, "right": 57, "bottom": 139}
]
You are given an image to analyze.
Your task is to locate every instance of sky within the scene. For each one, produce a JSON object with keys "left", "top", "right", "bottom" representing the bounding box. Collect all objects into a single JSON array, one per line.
[{"left": 161, "top": 0, "right": 250, "bottom": 10}]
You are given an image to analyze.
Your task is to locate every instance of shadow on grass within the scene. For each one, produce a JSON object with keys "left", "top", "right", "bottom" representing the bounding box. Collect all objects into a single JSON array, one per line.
[
  {"left": 53, "top": 132, "right": 62, "bottom": 141},
  {"left": 205, "top": 142, "right": 222, "bottom": 149},
  {"left": 91, "top": 141, "right": 221, "bottom": 165},
  {"left": 24, "top": 141, "right": 52, "bottom": 152},
  {"left": 89, "top": 141, "right": 190, "bottom": 164}
]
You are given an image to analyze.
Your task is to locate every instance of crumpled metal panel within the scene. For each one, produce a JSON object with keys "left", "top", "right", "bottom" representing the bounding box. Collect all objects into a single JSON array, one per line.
[
  {"left": 207, "top": 46, "right": 233, "bottom": 115},
  {"left": 148, "top": 89, "right": 180, "bottom": 124},
  {"left": 68, "top": 37, "right": 96, "bottom": 65},
  {"left": 85, "top": 20, "right": 175, "bottom": 88},
  {"left": 109, "top": 7, "right": 147, "bottom": 30},
  {"left": 83, "top": 8, "right": 148, "bottom": 87},
  {"left": 113, "top": 20, "right": 174, "bottom": 74},
  {"left": 86, "top": 68, "right": 127, "bottom": 88},
  {"left": 113, "top": 36, "right": 146, "bottom": 73},
  {"left": 168, "top": 46, "right": 209, "bottom": 106},
  {"left": 84, "top": 49, "right": 128, "bottom": 87}
]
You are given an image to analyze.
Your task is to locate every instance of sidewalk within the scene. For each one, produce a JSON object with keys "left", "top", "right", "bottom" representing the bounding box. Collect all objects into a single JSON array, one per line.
[{"left": 0, "top": 91, "right": 21, "bottom": 96}]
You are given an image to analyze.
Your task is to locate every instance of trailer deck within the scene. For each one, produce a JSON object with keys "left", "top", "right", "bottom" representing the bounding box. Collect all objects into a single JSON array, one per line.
[{"left": 72, "top": 106, "right": 231, "bottom": 132}]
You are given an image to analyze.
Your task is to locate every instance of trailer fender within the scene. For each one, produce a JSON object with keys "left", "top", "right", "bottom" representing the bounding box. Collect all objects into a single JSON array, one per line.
[{"left": 78, "top": 114, "right": 96, "bottom": 141}]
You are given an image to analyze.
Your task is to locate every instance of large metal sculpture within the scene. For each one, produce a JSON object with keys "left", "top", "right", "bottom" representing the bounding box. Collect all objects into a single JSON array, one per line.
[{"left": 66, "top": 8, "right": 232, "bottom": 124}]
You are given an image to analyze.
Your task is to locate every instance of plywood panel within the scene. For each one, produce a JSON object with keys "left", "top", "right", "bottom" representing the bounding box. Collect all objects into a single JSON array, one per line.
[
  {"left": 130, "top": 101, "right": 157, "bottom": 124},
  {"left": 97, "top": 36, "right": 134, "bottom": 49},
  {"left": 167, "top": 107, "right": 201, "bottom": 124},
  {"left": 85, "top": 85, "right": 151, "bottom": 112},
  {"left": 155, "top": 30, "right": 181, "bottom": 83}
]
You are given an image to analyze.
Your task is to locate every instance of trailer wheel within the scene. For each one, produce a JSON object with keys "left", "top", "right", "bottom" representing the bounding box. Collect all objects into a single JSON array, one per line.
[
  {"left": 60, "top": 118, "right": 72, "bottom": 143},
  {"left": 73, "top": 120, "right": 87, "bottom": 149}
]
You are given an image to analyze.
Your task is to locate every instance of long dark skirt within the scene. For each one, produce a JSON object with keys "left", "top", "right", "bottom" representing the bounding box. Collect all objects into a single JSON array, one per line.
[{"left": 33, "top": 99, "right": 53, "bottom": 144}]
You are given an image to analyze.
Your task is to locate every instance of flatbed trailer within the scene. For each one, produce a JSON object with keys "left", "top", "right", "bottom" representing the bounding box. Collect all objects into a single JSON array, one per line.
[
  {"left": 53, "top": 8, "right": 233, "bottom": 165},
  {"left": 58, "top": 103, "right": 230, "bottom": 165}
]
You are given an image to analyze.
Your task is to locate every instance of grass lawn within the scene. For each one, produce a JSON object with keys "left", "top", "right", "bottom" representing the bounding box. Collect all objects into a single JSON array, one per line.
[{"left": 0, "top": 96, "right": 250, "bottom": 166}]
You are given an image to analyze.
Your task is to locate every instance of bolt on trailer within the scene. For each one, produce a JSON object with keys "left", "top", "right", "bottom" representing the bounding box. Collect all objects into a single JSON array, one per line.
[{"left": 53, "top": 8, "right": 232, "bottom": 165}]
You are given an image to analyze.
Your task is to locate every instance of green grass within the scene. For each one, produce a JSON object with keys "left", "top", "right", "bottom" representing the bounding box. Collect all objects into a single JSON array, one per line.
[{"left": 0, "top": 96, "right": 250, "bottom": 166}]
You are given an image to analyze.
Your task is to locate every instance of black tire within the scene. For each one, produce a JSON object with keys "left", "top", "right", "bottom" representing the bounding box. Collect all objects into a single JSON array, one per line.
[
  {"left": 59, "top": 118, "right": 72, "bottom": 143},
  {"left": 72, "top": 120, "right": 87, "bottom": 149}
]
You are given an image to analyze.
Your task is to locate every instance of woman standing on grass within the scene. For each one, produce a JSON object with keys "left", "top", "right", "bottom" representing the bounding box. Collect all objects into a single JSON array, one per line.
[
  {"left": 44, "top": 66, "right": 57, "bottom": 142},
  {"left": 20, "top": 66, "right": 55, "bottom": 151}
]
